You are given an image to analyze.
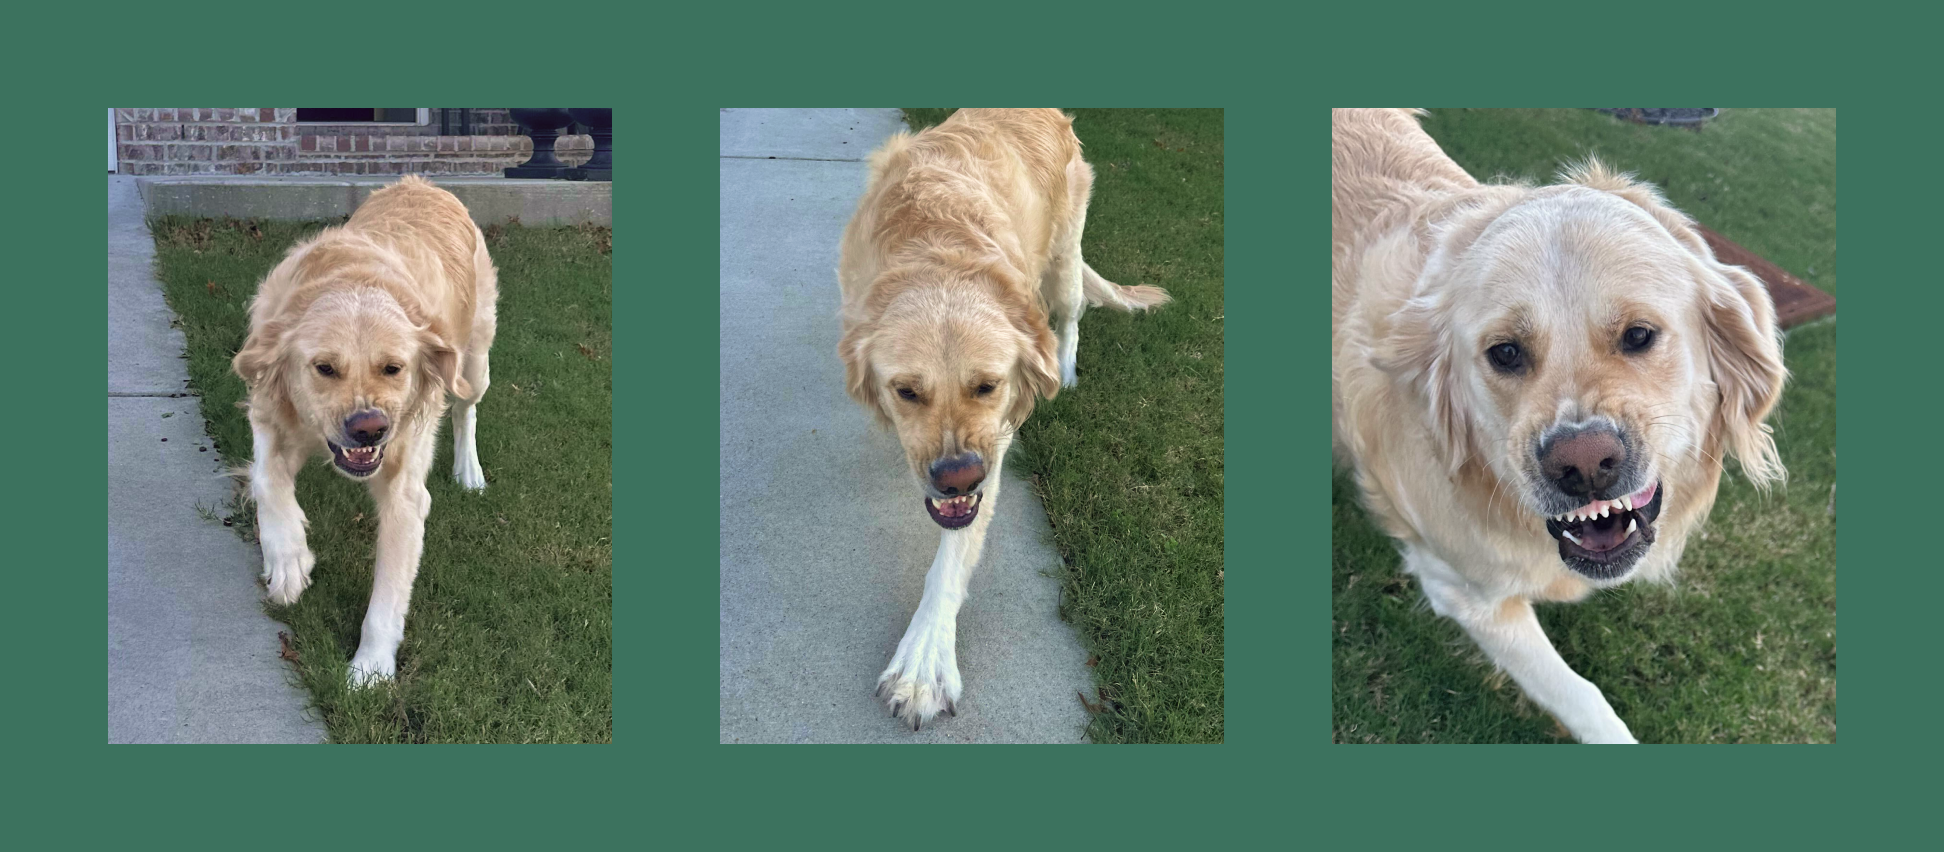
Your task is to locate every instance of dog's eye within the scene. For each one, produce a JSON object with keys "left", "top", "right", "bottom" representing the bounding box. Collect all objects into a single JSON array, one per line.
[
  {"left": 384, "top": 364, "right": 402, "bottom": 375},
  {"left": 975, "top": 383, "right": 995, "bottom": 396},
  {"left": 1622, "top": 326, "right": 1656, "bottom": 352},
  {"left": 896, "top": 387, "right": 919, "bottom": 401},
  {"left": 1487, "top": 342, "right": 1524, "bottom": 372},
  {"left": 315, "top": 364, "right": 336, "bottom": 377}
]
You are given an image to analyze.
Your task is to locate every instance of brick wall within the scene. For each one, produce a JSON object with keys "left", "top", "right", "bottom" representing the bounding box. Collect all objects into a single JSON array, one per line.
[
  {"left": 115, "top": 108, "right": 590, "bottom": 176},
  {"left": 116, "top": 108, "right": 296, "bottom": 175}
]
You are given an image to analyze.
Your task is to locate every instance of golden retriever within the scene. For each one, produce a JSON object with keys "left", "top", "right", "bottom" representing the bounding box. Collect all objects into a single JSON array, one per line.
[
  {"left": 838, "top": 108, "right": 1169, "bottom": 729},
  {"left": 232, "top": 175, "right": 498, "bottom": 686},
  {"left": 1331, "top": 109, "right": 1786, "bottom": 743}
]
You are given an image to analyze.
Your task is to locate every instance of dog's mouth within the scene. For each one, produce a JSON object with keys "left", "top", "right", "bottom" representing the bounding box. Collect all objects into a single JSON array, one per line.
[
  {"left": 1543, "top": 481, "right": 1663, "bottom": 580},
  {"left": 924, "top": 493, "right": 982, "bottom": 529},
  {"left": 328, "top": 441, "right": 385, "bottom": 478}
]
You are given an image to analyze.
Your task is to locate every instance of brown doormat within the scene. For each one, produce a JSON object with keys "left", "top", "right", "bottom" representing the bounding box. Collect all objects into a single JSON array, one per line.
[{"left": 1695, "top": 224, "right": 1836, "bottom": 329}]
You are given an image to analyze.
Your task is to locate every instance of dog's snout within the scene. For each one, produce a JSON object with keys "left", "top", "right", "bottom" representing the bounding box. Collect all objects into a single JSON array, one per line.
[
  {"left": 928, "top": 453, "right": 986, "bottom": 496},
  {"left": 1540, "top": 427, "right": 1626, "bottom": 499},
  {"left": 344, "top": 410, "right": 390, "bottom": 447}
]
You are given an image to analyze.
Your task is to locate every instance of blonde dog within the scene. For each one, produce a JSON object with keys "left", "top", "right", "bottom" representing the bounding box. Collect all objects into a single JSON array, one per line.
[
  {"left": 233, "top": 176, "right": 498, "bottom": 686},
  {"left": 838, "top": 108, "right": 1169, "bottom": 729},
  {"left": 1332, "top": 109, "right": 1786, "bottom": 743}
]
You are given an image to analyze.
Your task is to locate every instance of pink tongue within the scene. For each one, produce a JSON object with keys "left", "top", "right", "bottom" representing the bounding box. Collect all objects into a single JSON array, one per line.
[
  {"left": 936, "top": 499, "right": 969, "bottom": 518},
  {"left": 1576, "top": 515, "right": 1631, "bottom": 552}
]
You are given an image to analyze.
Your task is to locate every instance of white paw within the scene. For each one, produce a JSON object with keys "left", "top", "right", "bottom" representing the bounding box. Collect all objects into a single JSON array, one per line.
[
  {"left": 261, "top": 538, "right": 314, "bottom": 606},
  {"left": 454, "top": 460, "right": 486, "bottom": 491},
  {"left": 1060, "top": 361, "right": 1079, "bottom": 388},
  {"left": 1575, "top": 717, "right": 1638, "bottom": 744},
  {"left": 346, "top": 649, "right": 397, "bottom": 688},
  {"left": 875, "top": 634, "right": 962, "bottom": 731}
]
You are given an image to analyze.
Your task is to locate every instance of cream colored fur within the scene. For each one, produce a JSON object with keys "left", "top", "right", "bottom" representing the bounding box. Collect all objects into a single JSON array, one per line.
[
  {"left": 1332, "top": 109, "right": 1786, "bottom": 743},
  {"left": 232, "top": 175, "right": 499, "bottom": 686},
  {"left": 838, "top": 109, "right": 1168, "bottom": 729}
]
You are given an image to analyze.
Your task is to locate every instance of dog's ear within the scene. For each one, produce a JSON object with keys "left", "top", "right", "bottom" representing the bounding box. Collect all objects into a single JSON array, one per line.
[
  {"left": 838, "top": 324, "right": 891, "bottom": 426},
  {"left": 1697, "top": 259, "right": 1788, "bottom": 488},
  {"left": 1568, "top": 160, "right": 1789, "bottom": 488},
  {"left": 1008, "top": 321, "right": 1062, "bottom": 428},
  {"left": 1371, "top": 287, "right": 1472, "bottom": 470},
  {"left": 232, "top": 320, "right": 288, "bottom": 399},
  {"left": 418, "top": 328, "right": 471, "bottom": 400}
]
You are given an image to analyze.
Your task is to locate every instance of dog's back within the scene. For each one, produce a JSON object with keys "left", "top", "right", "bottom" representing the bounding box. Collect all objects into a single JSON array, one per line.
[
  {"left": 252, "top": 176, "right": 488, "bottom": 357},
  {"left": 841, "top": 109, "right": 1082, "bottom": 312},
  {"left": 1332, "top": 109, "right": 1479, "bottom": 257}
]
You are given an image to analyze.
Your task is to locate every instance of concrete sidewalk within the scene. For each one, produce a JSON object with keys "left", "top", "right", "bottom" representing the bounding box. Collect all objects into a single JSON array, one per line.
[
  {"left": 718, "top": 108, "right": 1094, "bottom": 743},
  {"left": 107, "top": 175, "right": 324, "bottom": 743}
]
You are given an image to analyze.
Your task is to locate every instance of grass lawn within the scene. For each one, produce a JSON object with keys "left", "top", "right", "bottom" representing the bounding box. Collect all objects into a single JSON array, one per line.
[
  {"left": 1333, "top": 109, "right": 1837, "bottom": 743},
  {"left": 902, "top": 110, "right": 1226, "bottom": 743},
  {"left": 153, "top": 216, "right": 612, "bottom": 743}
]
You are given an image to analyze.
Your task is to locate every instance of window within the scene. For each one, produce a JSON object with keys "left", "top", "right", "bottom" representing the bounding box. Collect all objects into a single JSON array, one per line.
[{"left": 296, "top": 109, "right": 428, "bottom": 124}]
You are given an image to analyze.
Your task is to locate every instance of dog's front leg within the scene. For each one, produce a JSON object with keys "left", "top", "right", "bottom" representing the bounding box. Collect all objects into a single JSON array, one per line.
[
  {"left": 347, "top": 429, "right": 435, "bottom": 686},
  {"left": 1411, "top": 550, "right": 1636, "bottom": 743},
  {"left": 250, "top": 416, "right": 314, "bottom": 606},
  {"left": 877, "top": 458, "right": 1004, "bottom": 729}
]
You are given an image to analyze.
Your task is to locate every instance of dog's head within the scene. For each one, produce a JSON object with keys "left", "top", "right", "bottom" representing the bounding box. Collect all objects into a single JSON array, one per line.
[
  {"left": 1377, "top": 161, "right": 1786, "bottom": 581},
  {"left": 233, "top": 287, "right": 467, "bottom": 481},
  {"left": 839, "top": 271, "right": 1060, "bottom": 529}
]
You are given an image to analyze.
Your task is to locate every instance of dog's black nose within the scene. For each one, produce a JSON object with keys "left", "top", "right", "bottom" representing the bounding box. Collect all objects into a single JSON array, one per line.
[
  {"left": 929, "top": 453, "right": 985, "bottom": 496},
  {"left": 345, "top": 410, "right": 389, "bottom": 447},
  {"left": 1540, "top": 427, "right": 1626, "bottom": 499}
]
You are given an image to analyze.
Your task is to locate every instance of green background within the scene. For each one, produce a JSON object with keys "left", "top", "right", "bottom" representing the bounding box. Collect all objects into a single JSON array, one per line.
[{"left": 7, "top": 7, "right": 1935, "bottom": 847}]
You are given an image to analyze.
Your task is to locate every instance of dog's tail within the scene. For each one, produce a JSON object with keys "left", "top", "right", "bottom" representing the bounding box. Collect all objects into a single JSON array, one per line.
[{"left": 1082, "top": 263, "right": 1171, "bottom": 311}]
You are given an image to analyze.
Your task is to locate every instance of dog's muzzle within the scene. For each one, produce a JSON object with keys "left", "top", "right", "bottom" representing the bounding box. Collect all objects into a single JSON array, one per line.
[{"left": 1543, "top": 480, "right": 1663, "bottom": 579}]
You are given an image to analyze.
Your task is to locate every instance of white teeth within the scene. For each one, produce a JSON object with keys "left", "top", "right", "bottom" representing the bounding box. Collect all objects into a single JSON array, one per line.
[
  {"left": 1627, "top": 517, "right": 1638, "bottom": 536},
  {"left": 1598, "top": 504, "right": 1609, "bottom": 519},
  {"left": 1620, "top": 495, "right": 1632, "bottom": 512},
  {"left": 1561, "top": 530, "right": 1582, "bottom": 545}
]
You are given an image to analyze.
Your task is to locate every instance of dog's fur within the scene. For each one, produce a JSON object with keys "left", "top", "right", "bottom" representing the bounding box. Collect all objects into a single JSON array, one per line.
[
  {"left": 838, "top": 108, "right": 1169, "bottom": 729},
  {"left": 1332, "top": 109, "right": 1786, "bottom": 743},
  {"left": 233, "top": 175, "right": 498, "bottom": 685}
]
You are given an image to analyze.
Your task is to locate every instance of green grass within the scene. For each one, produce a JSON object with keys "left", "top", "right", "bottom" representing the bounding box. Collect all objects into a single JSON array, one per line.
[
  {"left": 902, "top": 109, "right": 1226, "bottom": 743},
  {"left": 153, "top": 216, "right": 612, "bottom": 743},
  {"left": 1333, "top": 109, "right": 1837, "bottom": 743}
]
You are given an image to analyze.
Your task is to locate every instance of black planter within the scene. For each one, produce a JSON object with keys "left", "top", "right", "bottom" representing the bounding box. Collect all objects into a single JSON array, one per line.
[
  {"left": 566, "top": 108, "right": 612, "bottom": 182},
  {"left": 506, "top": 108, "right": 576, "bottom": 178}
]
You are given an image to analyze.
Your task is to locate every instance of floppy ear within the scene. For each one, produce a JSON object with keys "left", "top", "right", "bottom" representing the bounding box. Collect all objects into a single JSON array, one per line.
[
  {"left": 1007, "top": 322, "right": 1061, "bottom": 428},
  {"left": 1698, "top": 260, "right": 1788, "bottom": 488},
  {"left": 838, "top": 323, "right": 891, "bottom": 426},
  {"left": 418, "top": 329, "right": 472, "bottom": 400},
  {"left": 232, "top": 320, "right": 288, "bottom": 399},
  {"left": 1371, "top": 288, "right": 1471, "bottom": 471}
]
